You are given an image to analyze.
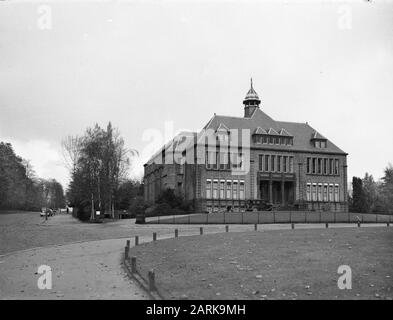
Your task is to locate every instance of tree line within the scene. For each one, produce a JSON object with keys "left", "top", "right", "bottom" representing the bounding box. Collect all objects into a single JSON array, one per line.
[
  {"left": 63, "top": 122, "right": 141, "bottom": 221},
  {"left": 349, "top": 164, "right": 393, "bottom": 213},
  {"left": 0, "top": 142, "right": 65, "bottom": 211}
]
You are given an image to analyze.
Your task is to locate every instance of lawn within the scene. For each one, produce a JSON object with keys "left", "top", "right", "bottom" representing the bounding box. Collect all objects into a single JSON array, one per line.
[{"left": 129, "top": 227, "right": 393, "bottom": 300}]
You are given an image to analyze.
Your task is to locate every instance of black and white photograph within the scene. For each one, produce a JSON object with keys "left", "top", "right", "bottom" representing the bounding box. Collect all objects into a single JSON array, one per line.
[{"left": 1, "top": 0, "right": 392, "bottom": 308}]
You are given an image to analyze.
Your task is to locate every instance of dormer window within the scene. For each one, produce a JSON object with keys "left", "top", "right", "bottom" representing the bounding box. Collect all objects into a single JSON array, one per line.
[
  {"left": 311, "top": 131, "right": 327, "bottom": 149},
  {"left": 217, "top": 133, "right": 229, "bottom": 143},
  {"left": 252, "top": 127, "right": 294, "bottom": 146},
  {"left": 313, "top": 139, "right": 327, "bottom": 148},
  {"left": 216, "top": 123, "right": 230, "bottom": 143}
]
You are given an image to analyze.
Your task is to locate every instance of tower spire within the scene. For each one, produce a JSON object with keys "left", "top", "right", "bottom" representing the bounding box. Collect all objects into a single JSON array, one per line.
[{"left": 243, "top": 78, "right": 261, "bottom": 117}]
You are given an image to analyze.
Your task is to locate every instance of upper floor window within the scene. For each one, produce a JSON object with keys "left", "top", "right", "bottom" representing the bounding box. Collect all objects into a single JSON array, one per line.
[
  {"left": 289, "top": 157, "right": 294, "bottom": 173},
  {"left": 335, "top": 159, "right": 339, "bottom": 175},
  {"left": 231, "top": 152, "right": 244, "bottom": 171},
  {"left": 265, "top": 155, "right": 270, "bottom": 172},
  {"left": 313, "top": 139, "right": 327, "bottom": 148},
  {"left": 259, "top": 154, "right": 263, "bottom": 171},
  {"left": 271, "top": 155, "right": 276, "bottom": 172},
  {"left": 219, "top": 152, "right": 229, "bottom": 170}
]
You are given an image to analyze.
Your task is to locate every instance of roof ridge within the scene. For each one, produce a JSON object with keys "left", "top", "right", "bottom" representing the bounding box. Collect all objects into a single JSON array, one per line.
[
  {"left": 214, "top": 114, "right": 251, "bottom": 120},
  {"left": 277, "top": 120, "right": 308, "bottom": 125}
]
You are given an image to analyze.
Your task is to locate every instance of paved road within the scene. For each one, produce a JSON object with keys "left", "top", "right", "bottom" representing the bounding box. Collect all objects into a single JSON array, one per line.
[{"left": 0, "top": 212, "right": 389, "bottom": 299}]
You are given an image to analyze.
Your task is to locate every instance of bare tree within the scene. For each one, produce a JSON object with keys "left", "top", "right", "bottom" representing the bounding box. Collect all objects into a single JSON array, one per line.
[{"left": 61, "top": 135, "right": 82, "bottom": 174}]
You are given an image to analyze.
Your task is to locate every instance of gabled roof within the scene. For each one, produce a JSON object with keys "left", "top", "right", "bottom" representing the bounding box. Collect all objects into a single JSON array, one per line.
[
  {"left": 145, "top": 105, "right": 346, "bottom": 166},
  {"left": 311, "top": 131, "right": 327, "bottom": 140},
  {"left": 216, "top": 123, "right": 230, "bottom": 133},
  {"left": 267, "top": 128, "right": 279, "bottom": 135},
  {"left": 279, "top": 128, "right": 293, "bottom": 136},
  {"left": 203, "top": 108, "right": 346, "bottom": 154},
  {"left": 254, "top": 127, "right": 267, "bottom": 135},
  {"left": 145, "top": 131, "right": 197, "bottom": 165}
]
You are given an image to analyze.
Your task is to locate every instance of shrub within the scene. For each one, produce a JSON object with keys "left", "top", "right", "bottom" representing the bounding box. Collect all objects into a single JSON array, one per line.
[{"left": 129, "top": 196, "right": 149, "bottom": 217}]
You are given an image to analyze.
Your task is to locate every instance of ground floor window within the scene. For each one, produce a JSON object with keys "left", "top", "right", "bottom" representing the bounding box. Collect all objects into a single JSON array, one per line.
[
  {"left": 226, "top": 181, "right": 232, "bottom": 199},
  {"left": 312, "top": 183, "right": 317, "bottom": 201},
  {"left": 233, "top": 180, "right": 238, "bottom": 199},
  {"left": 220, "top": 180, "right": 225, "bottom": 199},
  {"left": 206, "top": 179, "right": 212, "bottom": 199},
  {"left": 335, "top": 184, "right": 339, "bottom": 202},
  {"left": 213, "top": 180, "right": 218, "bottom": 199},
  {"left": 306, "top": 183, "right": 311, "bottom": 201},
  {"left": 318, "top": 183, "right": 323, "bottom": 201},
  {"left": 239, "top": 180, "right": 245, "bottom": 200},
  {"left": 307, "top": 181, "right": 340, "bottom": 203},
  {"left": 329, "top": 184, "right": 334, "bottom": 201},
  {"left": 323, "top": 184, "right": 328, "bottom": 201}
]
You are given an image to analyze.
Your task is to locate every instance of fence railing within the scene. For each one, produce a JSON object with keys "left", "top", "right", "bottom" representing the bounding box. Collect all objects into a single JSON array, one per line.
[{"left": 146, "top": 211, "right": 393, "bottom": 225}]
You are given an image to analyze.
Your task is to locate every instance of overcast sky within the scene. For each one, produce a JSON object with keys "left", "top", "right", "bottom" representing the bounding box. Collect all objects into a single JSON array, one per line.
[{"left": 0, "top": 0, "right": 392, "bottom": 188}]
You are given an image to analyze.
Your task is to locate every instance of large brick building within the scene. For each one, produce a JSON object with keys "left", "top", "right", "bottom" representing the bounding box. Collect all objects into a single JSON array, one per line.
[{"left": 144, "top": 81, "right": 348, "bottom": 212}]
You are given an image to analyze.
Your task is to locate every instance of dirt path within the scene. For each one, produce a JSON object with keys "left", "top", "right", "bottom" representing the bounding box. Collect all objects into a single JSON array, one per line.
[{"left": 0, "top": 238, "right": 147, "bottom": 300}]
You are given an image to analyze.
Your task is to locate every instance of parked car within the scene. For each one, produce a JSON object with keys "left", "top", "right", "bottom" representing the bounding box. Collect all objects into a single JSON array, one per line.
[{"left": 40, "top": 208, "right": 54, "bottom": 217}]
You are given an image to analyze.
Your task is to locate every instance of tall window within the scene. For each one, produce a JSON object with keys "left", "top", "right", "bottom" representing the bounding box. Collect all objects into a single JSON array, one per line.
[
  {"left": 206, "top": 179, "right": 212, "bottom": 199},
  {"left": 213, "top": 152, "right": 219, "bottom": 170},
  {"left": 219, "top": 152, "right": 229, "bottom": 170},
  {"left": 277, "top": 156, "right": 281, "bottom": 172},
  {"left": 324, "top": 159, "right": 328, "bottom": 175},
  {"left": 263, "top": 136, "right": 268, "bottom": 144},
  {"left": 306, "top": 183, "right": 311, "bottom": 201},
  {"left": 323, "top": 184, "right": 328, "bottom": 201},
  {"left": 269, "top": 136, "right": 274, "bottom": 144},
  {"left": 312, "top": 158, "right": 316, "bottom": 174},
  {"left": 317, "top": 158, "right": 322, "bottom": 174},
  {"left": 275, "top": 137, "right": 280, "bottom": 145},
  {"left": 329, "top": 184, "right": 334, "bottom": 201},
  {"left": 226, "top": 181, "right": 232, "bottom": 199},
  {"left": 233, "top": 180, "right": 238, "bottom": 199},
  {"left": 329, "top": 159, "right": 333, "bottom": 175},
  {"left": 231, "top": 153, "right": 244, "bottom": 171},
  {"left": 259, "top": 154, "right": 263, "bottom": 171},
  {"left": 318, "top": 183, "right": 323, "bottom": 201},
  {"left": 334, "top": 184, "right": 339, "bottom": 202},
  {"left": 283, "top": 156, "right": 287, "bottom": 173},
  {"left": 213, "top": 180, "right": 218, "bottom": 199},
  {"left": 239, "top": 181, "right": 245, "bottom": 200},
  {"left": 312, "top": 183, "right": 317, "bottom": 201},
  {"left": 271, "top": 155, "right": 276, "bottom": 172},
  {"left": 335, "top": 159, "right": 339, "bottom": 175},
  {"left": 265, "top": 155, "right": 270, "bottom": 172},
  {"left": 306, "top": 158, "right": 311, "bottom": 174},
  {"left": 289, "top": 157, "right": 294, "bottom": 173},
  {"left": 220, "top": 180, "right": 225, "bottom": 199}
]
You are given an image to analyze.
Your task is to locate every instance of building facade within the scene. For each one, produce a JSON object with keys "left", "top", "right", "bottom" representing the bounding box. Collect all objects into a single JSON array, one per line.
[{"left": 144, "top": 81, "right": 348, "bottom": 212}]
